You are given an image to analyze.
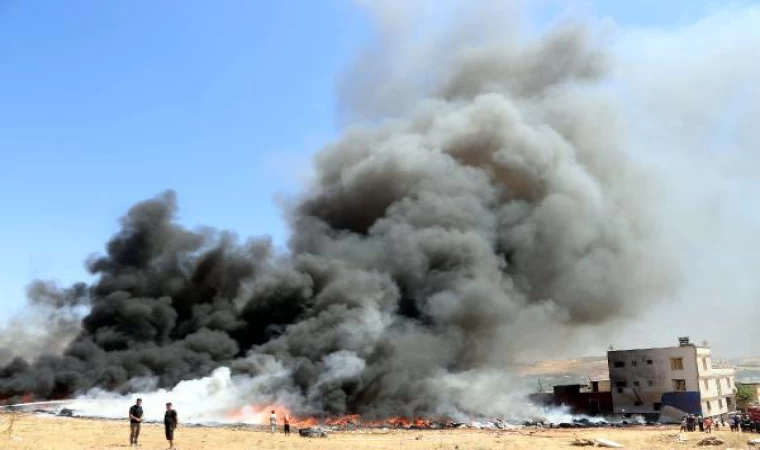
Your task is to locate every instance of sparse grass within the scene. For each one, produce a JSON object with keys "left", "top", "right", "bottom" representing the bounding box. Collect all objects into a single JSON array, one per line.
[
  {"left": 0, "top": 414, "right": 757, "bottom": 449},
  {"left": 2, "top": 409, "right": 19, "bottom": 435}
]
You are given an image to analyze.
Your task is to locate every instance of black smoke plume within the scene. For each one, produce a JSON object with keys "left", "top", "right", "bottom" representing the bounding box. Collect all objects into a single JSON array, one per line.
[{"left": 0, "top": 8, "right": 676, "bottom": 417}]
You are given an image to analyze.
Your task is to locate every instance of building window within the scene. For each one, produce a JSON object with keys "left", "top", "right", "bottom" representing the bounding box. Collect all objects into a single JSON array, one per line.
[
  {"left": 653, "top": 402, "right": 662, "bottom": 411},
  {"left": 632, "top": 360, "right": 638, "bottom": 367},
  {"left": 646, "top": 360, "right": 653, "bottom": 365},
  {"left": 614, "top": 361, "right": 625, "bottom": 368},
  {"left": 647, "top": 380, "right": 654, "bottom": 387},
  {"left": 719, "top": 399, "right": 723, "bottom": 408},
  {"left": 727, "top": 397, "right": 733, "bottom": 408},
  {"left": 704, "top": 379, "right": 709, "bottom": 390},
  {"left": 706, "top": 401, "right": 712, "bottom": 411},
  {"left": 671, "top": 358, "right": 684, "bottom": 370},
  {"left": 673, "top": 379, "right": 687, "bottom": 392},
  {"left": 633, "top": 381, "right": 640, "bottom": 387},
  {"left": 702, "top": 358, "right": 709, "bottom": 370}
]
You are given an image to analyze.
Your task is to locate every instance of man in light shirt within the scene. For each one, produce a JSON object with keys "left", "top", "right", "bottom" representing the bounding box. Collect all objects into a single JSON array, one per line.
[{"left": 269, "top": 410, "right": 277, "bottom": 434}]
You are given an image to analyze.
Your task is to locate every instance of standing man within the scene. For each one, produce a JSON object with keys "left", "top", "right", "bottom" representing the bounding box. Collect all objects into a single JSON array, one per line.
[
  {"left": 164, "top": 402, "right": 178, "bottom": 449},
  {"left": 128, "top": 398, "right": 143, "bottom": 447},
  {"left": 283, "top": 413, "right": 291, "bottom": 436},
  {"left": 269, "top": 410, "right": 277, "bottom": 434}
]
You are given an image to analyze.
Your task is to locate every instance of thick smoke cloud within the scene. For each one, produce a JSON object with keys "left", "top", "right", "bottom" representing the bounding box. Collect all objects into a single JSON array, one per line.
[
  {"left": 0, "top": 281, "right": 88, "bottom": 366},
  {"left": 6, "top": 0, "right": 751, "bottom": 418}
]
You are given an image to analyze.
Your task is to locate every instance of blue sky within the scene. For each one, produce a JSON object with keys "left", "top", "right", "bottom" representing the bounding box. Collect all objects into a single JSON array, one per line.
[{"left": 0, "top": 0, "right": 749, "bottom": 320}]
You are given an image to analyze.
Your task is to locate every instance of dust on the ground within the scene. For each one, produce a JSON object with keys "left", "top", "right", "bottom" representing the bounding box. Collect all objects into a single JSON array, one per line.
[{"left": 1, "top": 412, "right": 756, "bottom": 450}]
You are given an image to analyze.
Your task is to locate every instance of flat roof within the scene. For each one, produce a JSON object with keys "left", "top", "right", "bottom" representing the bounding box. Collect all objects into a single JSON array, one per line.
[{"left": 607, "top": 344, "right": 708, "bottom": 353}]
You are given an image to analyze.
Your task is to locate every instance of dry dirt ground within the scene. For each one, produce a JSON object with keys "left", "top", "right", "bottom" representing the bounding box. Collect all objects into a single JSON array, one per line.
[{"left": 1, "top": 413, "right": 757, "bottom": 450}]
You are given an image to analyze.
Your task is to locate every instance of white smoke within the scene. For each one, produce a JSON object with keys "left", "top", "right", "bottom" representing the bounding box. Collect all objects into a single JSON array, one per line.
[
  {"left": 601, "top": 3, "right": 760, "bottom": 356},
  {"left": 67, "top": 366, "right": 293, "bottom": 424}
]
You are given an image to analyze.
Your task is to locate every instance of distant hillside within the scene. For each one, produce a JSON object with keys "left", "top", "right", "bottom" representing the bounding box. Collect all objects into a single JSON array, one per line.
[
  {"left": 519, "top": 356, "right": 760, "bottom": 391},
  {"left": 518, "top": 357, "right": 608, "bottom": 378},
  {"left": 517, "top": 357, "right": 608, "bottom": 392},
  {"left": 731, "top": 358, "right": 760, "bottom": 382}
]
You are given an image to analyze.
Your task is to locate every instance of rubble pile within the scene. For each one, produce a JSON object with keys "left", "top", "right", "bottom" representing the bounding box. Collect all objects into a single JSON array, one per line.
[
  {"left": 298, "top": 427, "right": 329, "bottom": 438},
  {"left": 571, "top": 438, "right": 624, "bottom": 448},
  {"left": 524, "top": 418, "right": 655, "bottom": 430},
  {"left": 696, "top": 436, "right": 725, "bottom": 446}
]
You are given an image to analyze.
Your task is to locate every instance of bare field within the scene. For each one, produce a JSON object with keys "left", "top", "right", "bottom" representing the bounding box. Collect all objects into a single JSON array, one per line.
[{"left": 1, "top": 413, "right": 757, "bottom": 450}]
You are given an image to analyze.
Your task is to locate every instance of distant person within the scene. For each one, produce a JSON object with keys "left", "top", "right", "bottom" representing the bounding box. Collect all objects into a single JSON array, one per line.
[
  {"left": 704, "top": 417, "right": 712, "bottom": 434},
  {"left": 687, "top": 415, "right": 696, "bottom": 432},
  {"left": 697, "top": 415, "right": 704, "bottom": 432},
  {"left": 269, "top": 410, "right": 277, "bottom": 434},
  {"left": 283, "top": 413, "right": 291, "bottom": 436},
  {"left": 680, "top": 416, "right": 687, "bottom": 432},
  {"left": 164, "top": 402, "right": 178, "bottom": 449},
  {"left": 128, "top": 398, "right": 143, "bottom": 447}
]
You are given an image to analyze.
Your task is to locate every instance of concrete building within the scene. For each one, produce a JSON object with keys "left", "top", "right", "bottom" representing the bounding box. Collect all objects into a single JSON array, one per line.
[
  {"left": 528, "top": 380, "right": 614, "bottom": 416},
  {"left": 608, "top": 337, "right": 736, "bottom": 422},
  {"left": 582, "top": 378, "right": 611, "bottom": 394}
]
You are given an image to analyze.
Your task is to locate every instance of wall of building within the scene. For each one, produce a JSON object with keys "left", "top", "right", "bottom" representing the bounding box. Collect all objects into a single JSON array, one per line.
[
  {"left": 608, "top": 345, "right": 699, "bottom": 416},
  {"left": 608, "top": 343, "right": 736, "bottom": 420},
  {"left": 529, "top": 384, "right": 613, "bottom": 417},
  {"left": 695, "top": 347, "right": 736, "bottom": 416},
  {"left": 582, "top": 379, "right": 611, "bottom": 393}
]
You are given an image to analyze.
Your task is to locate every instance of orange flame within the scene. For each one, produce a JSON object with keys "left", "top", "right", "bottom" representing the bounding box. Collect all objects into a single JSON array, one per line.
[{"left": 225, "top": 404, "right": 439, "bottom": 429}]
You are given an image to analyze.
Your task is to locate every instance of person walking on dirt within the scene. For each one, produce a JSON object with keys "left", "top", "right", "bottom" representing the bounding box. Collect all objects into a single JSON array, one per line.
[
  {"left": 269, "top": 410, "right": 277, "bottom": 434},
  {"left": 164, "top": 402, "right": 178, "bottom": 449},
  {"left": 283, "top": 413, "right": 291, "bottom": 436},
  {"left": 128, "top": 398, "right": 143, "bottom": 447},
  {"left": 704, "top": 417, "right": 713, "bottom": 434}
]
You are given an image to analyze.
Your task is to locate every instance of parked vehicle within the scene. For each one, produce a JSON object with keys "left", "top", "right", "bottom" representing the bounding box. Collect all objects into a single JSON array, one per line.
[{"left": 746, "top": 406, "right": 760, "bottom": 432}]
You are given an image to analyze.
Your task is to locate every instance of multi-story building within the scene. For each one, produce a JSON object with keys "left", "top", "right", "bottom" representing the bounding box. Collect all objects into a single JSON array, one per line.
[{"left": 608, "top": 337, "right": 736, "bottom": 421}]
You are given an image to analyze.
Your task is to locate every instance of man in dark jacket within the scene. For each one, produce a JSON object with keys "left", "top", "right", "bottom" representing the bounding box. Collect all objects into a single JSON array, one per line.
[
  {"left": 687, "top": 415, "right": 696, "bottom": 432},
  {"left": 128, "top": 398, "right": 143, "bottom": 447},
  {"left": 164, "top": 402, "right": 178, "bottom": 449}
]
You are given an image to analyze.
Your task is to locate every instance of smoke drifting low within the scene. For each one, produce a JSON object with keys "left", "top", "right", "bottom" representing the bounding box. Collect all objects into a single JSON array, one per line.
[
  {"left": 0, "top": 2, "right": 704, "bottom": 418},
  {"left": 0, "top": 281, "right": 87, "bottom": 366}
]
